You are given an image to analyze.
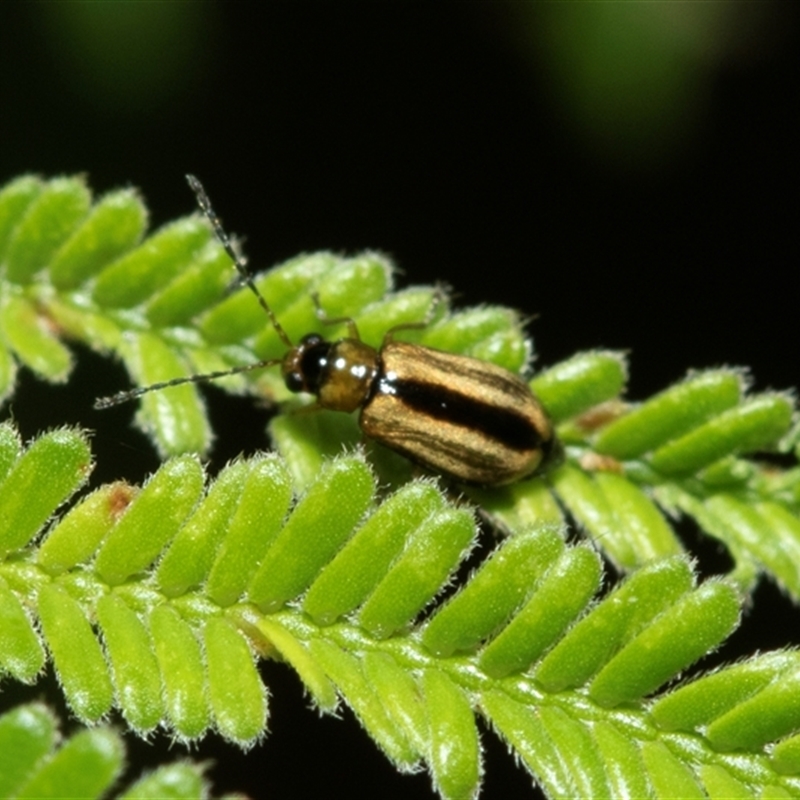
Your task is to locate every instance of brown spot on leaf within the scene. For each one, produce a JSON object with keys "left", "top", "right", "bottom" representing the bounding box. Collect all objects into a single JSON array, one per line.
[
  {"left": 574, "top": 399, "right": 629, "bottom": 432},
  {"left": 107, "top": 481, "right": 138, "bottom": 519},
  {"left": 579, "top": 452, "right": 624, "bottom": 473}
]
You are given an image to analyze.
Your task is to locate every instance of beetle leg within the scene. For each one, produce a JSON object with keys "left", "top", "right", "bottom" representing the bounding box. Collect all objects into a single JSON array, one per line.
[
  {"left": 309, "top": 291, "right": 361, "bottom": 340},
  {"left": 385, "top": 282, "right": 449, "bottom": 342}
]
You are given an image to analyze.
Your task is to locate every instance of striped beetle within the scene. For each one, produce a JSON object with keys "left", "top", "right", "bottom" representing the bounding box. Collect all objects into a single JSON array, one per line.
[{"left": 96, "top": 175, "right": 561, "bottom": 485}]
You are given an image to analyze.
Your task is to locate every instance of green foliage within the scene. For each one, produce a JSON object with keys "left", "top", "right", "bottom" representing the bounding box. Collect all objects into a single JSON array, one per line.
[
  {"left": 1, "top": 173, "right": 800, "bottom": 798},
  {"left": 0, "top": 702, "right": 214, "bottom": 799}
]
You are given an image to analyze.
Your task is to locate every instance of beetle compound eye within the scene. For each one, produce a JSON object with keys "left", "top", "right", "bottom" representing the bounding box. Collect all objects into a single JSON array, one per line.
[
  {"left": 281, "top": 338, "right": 331, "bottom": 396},
  {"left": 299, "top": 343, "right": 329, "bottom": 393},
  {"left": 284, "top": 371, "right": 305, "bottom": 393}
]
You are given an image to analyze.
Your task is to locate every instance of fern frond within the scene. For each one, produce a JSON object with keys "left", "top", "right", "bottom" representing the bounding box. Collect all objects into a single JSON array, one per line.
[
  {"left": 3, "top": 174, "right": 796, "bottom": 588},
  {"left": 3, "top": 173, "right": 800, "bottom": 797},
  {"left": 0, "top": 701, "right": 216, "bottom": 799},
  {"left": 3, "top": 423, "right": 800, "bottom": 796}
]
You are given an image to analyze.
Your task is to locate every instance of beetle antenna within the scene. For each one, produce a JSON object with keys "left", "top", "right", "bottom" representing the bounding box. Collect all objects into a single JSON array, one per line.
[
  {"left": 186, "top": 174, "right": 294, "bottom": 349},
  {"left": 93, "top": 358, "right": 282, "bottom": 409}
]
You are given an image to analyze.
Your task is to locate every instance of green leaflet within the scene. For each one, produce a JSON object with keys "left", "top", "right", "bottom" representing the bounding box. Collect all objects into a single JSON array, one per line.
[
  {"left": 304, "top": 480, "right": 447, "bottom": 626},
  {"left": 0, "top": 703, "right": 57, "bottom": 799},
  {"left": 118, "top": 764, "right": 207, "bottom": 800},
  {"left": 362, "top": 651, "right": 429, "bottom": 758},
  {"left": 144, "top": 240, "right": 233, "bottom": 328},
  {"left": 254, "top": 617, "right": 337, "bottom": 711},
  {"left": 118, "top": 332, "right": 212, "bottom": 456},
  {"left": 481, "top": 691, "right": 574, "bottom": 798},
  {"left": 535, "top": 705, "right": 610, "bottom": 798},
  {"left": 204, "top": 454, "right": 292, "bottom": 607},
  {"left": 773, "top": 736, "right": 800, "bottom": 777},
  {"left": 593, "top": 370, "right": 744, "bottom": 459},
  {"left": 534, "top": 556, "right": 695, "bottom": 692},
  {"left": 357, "top": 505, "right": 476, "bottom": 639},
  {"left": 642, "top": 740, "right": 706, "bottom": 799},
  {"left": 199, "top": 251, "right": 338, "bottom": 345},
  {"left": 13, "top": 727, "right": 122, "bottom": 800},
  {"left": 355, "top": 285, "right": 440, "bottom": 348},
  {"left": 247, "top": 456, "right": 376, "bottom": 612},
  {"left": 0, "top": 427, "right": 92, "bottom": 556},
  {"left": 311, "top": 639, "right": 420, "bottom": 770},
  {"left": 705, "top": 668, "right": 800, "bottom": 753},
  {"left": 204, "top": 616, "right": 267, "bottom": 745},
  {"left": 532, "top": 349, "right": 628, "bottom": 425},
  {"left": 92, "top": 216, "right": 211, "bottom": 309},
  {"left": 0, "top": 422, "right": 21, "bottom": 482},
  {"left": 0, "top": 296, "right": 72, "bottom": 380},
  {"left": 3, "top": 176, "right": 92, "bottom": 284},
  {"left": 588, "top": 580, "right": 741, "bottom": 707},
  {"left": 149, "top": 604, "right": 210, "bottom": 739},
  {"left": 421, "top": 304, "right": 530, "bottom": 373},
  {"left": 49, "top": 189, "right": 148, "bottom": 290},
  {"left": 38, "top": 482, "right": 136, "bottom": 575},
  {"left": 422, "top": 525, "right": 564, "bottom": 658},
  {"left": 648, "top": 394, "right": 794, "bottom": 476},
  {"left": 423, "top": 668, "right": 481, "bottom": 800},
  {"left": 37, "top": 582, "right": 114, "bottom": 722},
  {"left": 0, "top": 577, "right": 45, "bottom": 681},
  {"left": 478, "top": 544, "right": 601, "bottom": 678},
  {"left": 96, "top": 593, "right": 164, "bottom": 732},
  {"left": 94, "top": 455, "right": 205, "bottom": 585},
  {"left": 652, "top": 650, "right": 800, "bottom": 732},
  {"left": 0, "top": 702, "right": 213, "bottom": 800},
  {"left": 0, "top": 176, "right": 45, "bottom": 265},
  {"left": 551, "top": 463, "right": 682, "bottom": 569}
]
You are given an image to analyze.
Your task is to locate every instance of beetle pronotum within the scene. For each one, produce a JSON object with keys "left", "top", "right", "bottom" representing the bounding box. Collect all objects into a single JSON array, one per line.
[{"left": 95, "top": 175, "right": 561, "bottom": 485}]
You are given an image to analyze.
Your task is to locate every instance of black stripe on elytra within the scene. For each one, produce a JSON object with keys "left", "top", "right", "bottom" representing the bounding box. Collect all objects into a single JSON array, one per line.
[{"left": 379, "top": 376, "right": 543, "bottom": 452}]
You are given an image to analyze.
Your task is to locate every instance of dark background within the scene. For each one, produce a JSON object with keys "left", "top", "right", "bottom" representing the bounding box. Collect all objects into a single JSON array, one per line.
[{"left": 1, "top": 4, "right": 798, "bottom": 798}]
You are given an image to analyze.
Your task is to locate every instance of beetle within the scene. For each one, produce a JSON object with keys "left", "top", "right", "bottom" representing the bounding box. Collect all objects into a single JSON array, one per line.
[{"left": 96, "top": 175, "right": 561, "bottom": 485}]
